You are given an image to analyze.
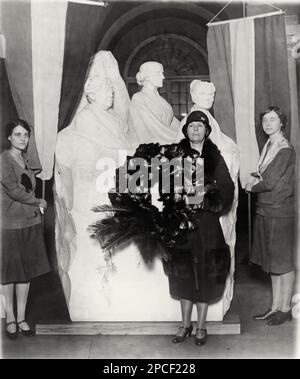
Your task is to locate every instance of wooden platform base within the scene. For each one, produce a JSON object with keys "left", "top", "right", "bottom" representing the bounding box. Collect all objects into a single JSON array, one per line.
[{"left": 36, "top": 314, "right": 240, "bottom": 335}]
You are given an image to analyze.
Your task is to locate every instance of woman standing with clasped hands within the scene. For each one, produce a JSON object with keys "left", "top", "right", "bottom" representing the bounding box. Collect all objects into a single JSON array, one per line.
[{"left": 245, "top": 106, "right": 295, "bottom": 325}]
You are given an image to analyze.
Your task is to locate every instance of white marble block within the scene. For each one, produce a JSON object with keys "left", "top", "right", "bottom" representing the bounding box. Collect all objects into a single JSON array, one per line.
[{"left": 54, "top": 56, "right": 238, "bottom": 323}]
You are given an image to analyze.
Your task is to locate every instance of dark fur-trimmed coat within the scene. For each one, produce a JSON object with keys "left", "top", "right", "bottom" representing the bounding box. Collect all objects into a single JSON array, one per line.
[
  {"left": 90, "top": 137, "right": 234, "bottom": 301},
  {"left": 163, "top": 138, "right": 235, "bottom": 302},
  {"left": 176, "top": 137, "right": 234, "bottom": 215}
]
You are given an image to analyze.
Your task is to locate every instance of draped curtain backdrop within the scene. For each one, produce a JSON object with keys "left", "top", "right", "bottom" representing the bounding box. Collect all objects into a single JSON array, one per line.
[
  {"left": 1, "top": 0, "right": 41, "bottom": 171},
  {"left": 0, "top": 60, "right": 18, "bottom": 152},
  {"left": 1, "top": 0, "right": 107, "bottom": 179},
  {"left": 57, "top": 2, "right": 107, "bottom": 132},
  {"left": 207, "top": 12, "right": 291, "bottom": 187},
  {"left": 31, "top": 0, "right": 67, "bottom": 179},
  {"left": 254, "top": 14, "right": 291, "bottom": 151},
  {"left": 207, "top": 12, "right": 300, "bottom": 269}
]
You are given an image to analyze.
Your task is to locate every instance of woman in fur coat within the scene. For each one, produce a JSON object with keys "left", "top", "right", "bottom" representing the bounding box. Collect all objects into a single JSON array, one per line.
[{"left": 165, "top": 111, "right": 234, "bottom": 346}]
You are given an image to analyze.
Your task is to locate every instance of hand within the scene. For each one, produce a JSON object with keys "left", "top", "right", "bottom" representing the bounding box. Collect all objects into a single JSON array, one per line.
[{"left": 39, "top": 199, "right": 47, "bottom": 209}]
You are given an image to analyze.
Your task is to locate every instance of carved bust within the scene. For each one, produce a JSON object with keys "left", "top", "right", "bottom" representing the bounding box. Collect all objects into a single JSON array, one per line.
[{"left": 190, "top": 80, "right": 216, "bottom": 111}]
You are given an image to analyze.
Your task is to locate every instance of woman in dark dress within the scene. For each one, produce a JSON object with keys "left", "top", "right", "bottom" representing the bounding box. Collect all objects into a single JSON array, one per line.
[
  {"left": 1, "top": 119, "right": 50, "bottom": 339},
  {"left": 245, "top": 106, "right": 295, "bottom": 325},
  {"left": 166, "top": 111, "right": 234, "bottom": 345}
]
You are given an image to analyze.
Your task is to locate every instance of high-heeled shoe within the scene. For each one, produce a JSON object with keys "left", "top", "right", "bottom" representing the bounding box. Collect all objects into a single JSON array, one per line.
[
  {"left": 195, "top": 328, "right": 207, "bottom": 346},
  {"left": 252, "top": 309, "right": 278, "bottom": 321},
  {"left": 6, "top": 321, "right": 18, "bottom": 340},
  {"left": 267, "top": 310, "right": 292, "bottom": 325},
  {"left": 172, "top": 325, "right": 193, "bottom": 343},
  {"left": 17, "top": 320, "right": 35, "bottom": 337}
]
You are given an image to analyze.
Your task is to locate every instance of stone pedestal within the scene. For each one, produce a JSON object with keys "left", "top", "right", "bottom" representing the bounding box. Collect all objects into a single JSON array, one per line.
[
  {"left": 55, "top": 182, "right": 232, "bottom": 322},
  {"left": 55, "top": 125, "right": 235, "bottom": 322}
]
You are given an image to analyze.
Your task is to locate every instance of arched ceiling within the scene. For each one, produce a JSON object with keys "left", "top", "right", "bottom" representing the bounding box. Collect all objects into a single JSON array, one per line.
[
  {"left": 113, "top": 17, "right": 208, "bottom": 76},
  {"left": 99, "top": 2, "right": 218, "bottom": 51},
  {"left": 125, "top": 33, "right": 208, "bottom": 77},
  {"left": 99, "top": 1, "right": 244, "bottom": 51},
  {"left": 97, "top": 1, "right": 243, "bottom": 79},
  {"left": 106, "top": 8, "right": 210, "bottom": 50}
]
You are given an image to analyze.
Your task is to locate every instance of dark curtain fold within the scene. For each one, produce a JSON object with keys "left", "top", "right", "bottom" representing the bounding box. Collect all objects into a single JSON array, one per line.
[
  {"left": 58, "top": 3, "right": 107, "bottom": 131},
  {"left": 207, "top": 23, "right": 236, "bottom": 142},
  {"left": 0, "top": 59, "right": 18, "bottom": 152},
  {"left": 254, "top": 14, "right": 291, "bottom": 152},
  {"left": 1, "top": 0, "right": 41, "bottom": 171}
]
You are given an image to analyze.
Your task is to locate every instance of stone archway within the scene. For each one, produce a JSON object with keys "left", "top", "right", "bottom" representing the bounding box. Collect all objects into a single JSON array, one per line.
[
  {"left": 98, "top": 2, "right": 220, "bottom": 51},
  {"left": 124, "top": 33, "right": 208, "bottom": 79}
]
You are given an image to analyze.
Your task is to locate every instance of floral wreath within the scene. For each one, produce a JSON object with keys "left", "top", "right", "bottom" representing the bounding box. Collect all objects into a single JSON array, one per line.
[{"left": 88, "top": 142, "right": 218, "bottom": 263}]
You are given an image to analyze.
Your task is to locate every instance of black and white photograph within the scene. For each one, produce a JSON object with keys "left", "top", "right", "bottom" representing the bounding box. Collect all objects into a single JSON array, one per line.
[{"left": 0, "top": 0, "right": 299, "bottom": 361}]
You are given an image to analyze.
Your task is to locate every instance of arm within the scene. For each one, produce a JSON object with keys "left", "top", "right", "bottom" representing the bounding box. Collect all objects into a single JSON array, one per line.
[
  {"left": 203, "top": 155, "right": 234, "bottom": 214},
  {"left": 1, "top": 158, "right": 41, "bottom": 206},
  {"left": 251, "top": 148, "right": 294, "bottom": 193}
]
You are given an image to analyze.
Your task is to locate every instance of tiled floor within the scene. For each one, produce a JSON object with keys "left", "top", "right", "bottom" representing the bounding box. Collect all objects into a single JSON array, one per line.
[{"left": 1, "top": 264, "right": 299, "bottom": 359}]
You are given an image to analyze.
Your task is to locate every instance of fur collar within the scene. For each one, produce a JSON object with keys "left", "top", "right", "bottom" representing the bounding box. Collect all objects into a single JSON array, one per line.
[{"left": 178, "top": 138, "right": 222, "bottom": 177}]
